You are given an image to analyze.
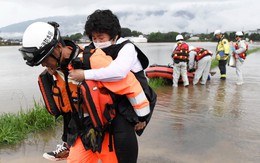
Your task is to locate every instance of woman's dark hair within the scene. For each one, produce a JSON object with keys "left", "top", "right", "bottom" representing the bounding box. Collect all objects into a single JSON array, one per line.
[{"left": 84, "top": 9, "right": 121, "bottom": 41}]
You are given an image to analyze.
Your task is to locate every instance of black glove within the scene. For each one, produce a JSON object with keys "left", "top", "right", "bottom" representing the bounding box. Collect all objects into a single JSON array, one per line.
[
  {"left": 87, "top": 128, "right": 98, "bottom": 149},
  {"left": 81, "top": 128, "right": 102, "bottom": 153},
  {"left": 188, "top": 68, "right": 196, "bottom": 72}
]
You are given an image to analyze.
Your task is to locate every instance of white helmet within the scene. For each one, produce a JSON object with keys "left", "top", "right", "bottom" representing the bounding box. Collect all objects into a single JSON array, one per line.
[
  {"left": 214, "top": 29, "right": 221, "bottom": 36},
  {"left": 176, "top": 34, "right": 184, "bottom": 41},
  {"left": 19, "top": 22, "right": 60, "bottom": 66},
  {"left": 235, "top": 31, "right": 243, "bottom": 37}
]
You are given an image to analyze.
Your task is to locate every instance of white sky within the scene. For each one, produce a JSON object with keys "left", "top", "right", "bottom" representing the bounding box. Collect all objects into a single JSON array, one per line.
[{"left": 0, "top": 0, "right": 259, "bottom": 34}]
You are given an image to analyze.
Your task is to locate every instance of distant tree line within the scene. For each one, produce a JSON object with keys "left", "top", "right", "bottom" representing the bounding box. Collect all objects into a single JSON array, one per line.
[
  {"left": 62, "top": 33, "right": 83, "bottom": 41},
  {"left": 121, "top": 28, "right": 143, "bottom": 37},
  {"left": 0, "top": 37, "right": 20, "bottom": 46},
  {"left": 2, "top": 28, "right": 260, "bottom": 46},
  {"left": 5, "top": 28, "right": 257, "bottom": 44},
  {"left": 148, "top": 31, "right": 260, "bottom": 42}
]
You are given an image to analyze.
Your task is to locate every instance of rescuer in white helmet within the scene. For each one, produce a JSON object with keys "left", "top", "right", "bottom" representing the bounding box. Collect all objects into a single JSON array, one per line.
[
  {"left": 232, "top": 31, "right": 248, "bottom": 85},
  {"left": 171, "top": 34, "right": 190, "bottom": 87},
  {"left": 214, "top": 29, "right": 230, "bottom": 80}
]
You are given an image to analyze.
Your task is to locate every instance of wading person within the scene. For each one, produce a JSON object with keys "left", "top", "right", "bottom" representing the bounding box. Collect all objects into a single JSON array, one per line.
[
  {"left": 188, "top": 46, "right": 213, "bottom": 85},
  {"left": 19, "top": 21, "right": 153, "bottom": 162},
  {"left": 171, "top": 34, "right": 189, "bottom": 87},
  {"left": 233, "top": 31, "right": 248, "bottom": 85},
  {"left": 214, "top": 30, "right": 230, "bottom": 80},
  {"left": 69, "top": 9, "right": 157, "bottom": 163}
]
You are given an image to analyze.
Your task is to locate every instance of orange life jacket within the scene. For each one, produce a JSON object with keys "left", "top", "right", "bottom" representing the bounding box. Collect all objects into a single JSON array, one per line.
[
  {"left": 38, "top": 47, "right": 115, "bottom": 127},
  {"left": 235, "top": 41, "right": 248, "bottom": 59},
  {"left": 38, "top": 40, "right": 151, "bottom": 153},
  {"left": 79, "top": 48, "right": 150, "bottom": 117},
  {"left": 193, "top": 47, "right": 212, "bottom": 61},
  {"left": 38, "top": 64, "right": 116, "bottom": 152},
  {"left": 80, "top": 80, "right": 115, "bottom": 130},
  {"left": 172, "top": 42, "right": 189, "bottom": 61},
  {"left": 38, "top": 69, "right": 80, "bottom": 117},
  {"left": 39, "top": 45, "right": 150, "bottom": 120},
  {"left": 38, "top": 69, "right": 61, "bottom": 117}
]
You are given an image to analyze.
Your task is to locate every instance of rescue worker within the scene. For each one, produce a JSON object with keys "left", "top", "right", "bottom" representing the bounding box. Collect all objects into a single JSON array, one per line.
[
  {"left": 19, "top": 21, "right": 118, "bottom": 163},
  {"left": 189, "top": 46, "right": 213, "bottom": 85},
  {"left": 19, "top": 21, "right": 152, "bottom": 163},
  {"left": 214, "top": 29, "right": 230, "bottom": 80},
  {"left": 69, "top": 9, "right": 157, "bottom": 163},
  {"left": 233, "top": 31, "right": 248, "bottom": 85},
  {"left": 171, "top": 34, "right": 189, "bottom": 87}
]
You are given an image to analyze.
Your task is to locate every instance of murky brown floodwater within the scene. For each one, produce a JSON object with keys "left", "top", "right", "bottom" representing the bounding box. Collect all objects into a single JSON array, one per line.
[{"left": 1, "top": 43, "right": 260, "bottom": 163}]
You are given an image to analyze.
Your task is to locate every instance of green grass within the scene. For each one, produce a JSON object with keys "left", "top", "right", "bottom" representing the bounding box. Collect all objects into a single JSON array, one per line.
[
  {"left": 247, "top": 47, "right": 260, "bottom": 55},
  {"left": 148, "top": 77, "right": 171, "bottom": 89},
  {"left": 0, "top": 101, "right": 60, "bottom": 145}
]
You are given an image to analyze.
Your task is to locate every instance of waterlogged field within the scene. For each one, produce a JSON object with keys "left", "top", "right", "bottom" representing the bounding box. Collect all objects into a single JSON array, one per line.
[{"left": 0, "top": 43, "right": 260, "bottom": 162}]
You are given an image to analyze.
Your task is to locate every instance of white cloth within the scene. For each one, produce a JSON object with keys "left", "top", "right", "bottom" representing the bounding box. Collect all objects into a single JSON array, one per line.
[
  {"left": 235, "top": 58, "right": 244, "bottom": 84},
  {"left": 188, "top": 50, "right": 197, "bottom": 69},
  {"left": 172, "top": 62, "right": 189, "bottom": 87},
  {"left": 234, "top": 39, "right": 246, "bottom": 84},
  {"left": 84, "top": 38, "right": 143, "bottom": 82},
  {"left": 234, "top": 40, "right": 247, "bottom": 54},
  {"left": 193, "top": 55, "right": 212, "bottom": 85}
]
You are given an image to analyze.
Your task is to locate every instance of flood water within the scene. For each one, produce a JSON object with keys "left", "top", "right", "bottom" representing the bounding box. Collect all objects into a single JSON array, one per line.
[{"left": 0, "top": 42, "right": 260, "bottom": 163}]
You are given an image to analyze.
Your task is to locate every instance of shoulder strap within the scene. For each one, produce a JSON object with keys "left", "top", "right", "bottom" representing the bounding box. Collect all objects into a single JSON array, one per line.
[
  {"left": 81, "top": 81, "right": 103, "bottom": 130},
  {"left": 79, "top": 44, "right": 96, "bottom": 70},
  {"left": 63, "top": 68, "right": 82, "bottom": 115},
  {"left": 82, "top": 45, "right": 93, "bottom": 70}
]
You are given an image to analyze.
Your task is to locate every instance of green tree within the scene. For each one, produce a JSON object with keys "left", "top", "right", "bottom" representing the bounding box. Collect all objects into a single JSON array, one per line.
[
  {"left": 148, "top": 32, "right": 164, "bottom": 42},
  {"left": 131, "top": 30, "right": 143, "bottom": 37},
  {"left": 199, "top": 33, "right": 211, "bottom": 41},
  {"left": 121, "top": 28, "right": 132, "bottom": 37},
  {"left": 148, "top": 31, "right": 179, "bottom": 42},
  {"left": 249, "top": 33, "right": 260, "bottom": 41},
  {"left": 69, "top": 33, "right": 83, "bottom": 41},
  {"left": 164, "top": 32, "right": 179, "bottom": 42},
  {"left": 62, "top": 35, "right": 70, "bottom": 40}
]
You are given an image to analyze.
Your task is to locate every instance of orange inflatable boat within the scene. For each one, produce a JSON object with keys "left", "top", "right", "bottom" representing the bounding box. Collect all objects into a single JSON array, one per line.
[{"left": 145, "top": 64, "right": 194, "bottom": 83}]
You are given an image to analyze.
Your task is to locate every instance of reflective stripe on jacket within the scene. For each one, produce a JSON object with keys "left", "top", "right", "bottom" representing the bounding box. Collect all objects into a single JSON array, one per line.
[
  {"left": 216, "top": 36, "right": 230, "bottom": 60},
  {"left": 172, "top": 42, "right": 189, "bottom": 61},
  {"left": 193, "top": 47, "right": 212, "bottom": 61}
]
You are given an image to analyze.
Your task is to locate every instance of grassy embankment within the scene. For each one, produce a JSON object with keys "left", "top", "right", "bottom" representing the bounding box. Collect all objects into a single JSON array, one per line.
[
  {"left": 0, "top": 47, "right": 260, "bottom": 145},
  {"left": 0, "top": 101, "right": 60, "bottom": 145}
]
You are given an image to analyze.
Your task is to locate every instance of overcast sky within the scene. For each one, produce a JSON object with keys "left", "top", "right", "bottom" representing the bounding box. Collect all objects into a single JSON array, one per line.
[{"left": 0, "top": 0, "right": 259, "bottom": 34}]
